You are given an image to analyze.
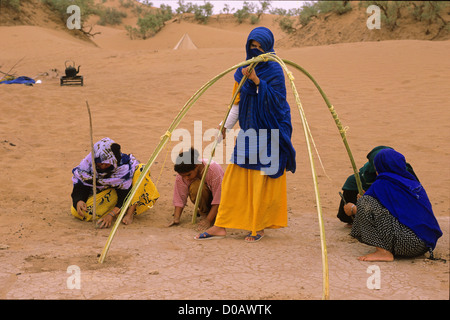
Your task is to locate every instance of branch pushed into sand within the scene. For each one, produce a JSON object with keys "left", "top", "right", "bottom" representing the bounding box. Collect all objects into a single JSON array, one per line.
[{"left": 86, "top": 101, "right": 98, "bottom": 227}]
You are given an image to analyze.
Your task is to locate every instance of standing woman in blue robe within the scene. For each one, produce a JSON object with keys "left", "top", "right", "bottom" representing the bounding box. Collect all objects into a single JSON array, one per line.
[{"left": 195, "top": 27, "right": 296, "bottom": 242}]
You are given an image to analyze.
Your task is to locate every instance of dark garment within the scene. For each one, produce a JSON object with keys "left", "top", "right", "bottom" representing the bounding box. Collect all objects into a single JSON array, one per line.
[
  {"left": 351, "top": 196, "right": 428, "bottom": 257},
  {"left": 71, "top": 182, "right": 131, "bottom": 209},
  {"left": 188, "top": 179, "right": 213, "bottom": 215},
  {"left": 342, "top": 162, "right": 419, "bottom": 193},
  {"left": 338, "top": 146, "right": 419, "bottom": 224},
  {"left": 337, "top": 189, "right": 359, "bottom": 224},
  {"left": 365, "top": 149, "right": 442, "bottom": 250}
]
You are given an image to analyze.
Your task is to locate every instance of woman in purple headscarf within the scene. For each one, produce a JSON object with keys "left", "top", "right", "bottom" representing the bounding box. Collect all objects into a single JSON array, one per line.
[
  {"left": 71, "top": 138, "right": 159, "bottom": 228},
  {"left": 344, "top": 148, "right": 442, "bottom": 261},
  {"left": 195, "top": 27, "right": 296, "bottom": 242}
]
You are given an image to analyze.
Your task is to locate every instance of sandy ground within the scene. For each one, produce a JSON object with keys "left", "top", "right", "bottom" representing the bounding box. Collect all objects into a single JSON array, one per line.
[{"left": 0, "top": 14, "right": 449, "bottom": 302}]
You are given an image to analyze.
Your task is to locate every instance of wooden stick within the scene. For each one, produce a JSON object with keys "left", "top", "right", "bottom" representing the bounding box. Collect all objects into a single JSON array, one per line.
[
  {"left": 0, "top": 56, "right": 25, "bottom": 81},
  {"left": 192, "top": 62, "right": 257, "bottom": 224},
  {"left": 86, "top": 101, "right": 97, "bottom": 227}
]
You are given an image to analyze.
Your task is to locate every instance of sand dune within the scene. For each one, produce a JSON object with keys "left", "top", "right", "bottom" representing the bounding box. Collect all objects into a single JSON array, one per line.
[{"left": 0, "top": 8, "right": 449, "bottom": 301}]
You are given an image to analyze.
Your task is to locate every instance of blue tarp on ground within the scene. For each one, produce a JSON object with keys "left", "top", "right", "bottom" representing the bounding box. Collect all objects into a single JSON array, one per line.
[{"left": 0, "top": 76, "right": 36, "bottom": 85}]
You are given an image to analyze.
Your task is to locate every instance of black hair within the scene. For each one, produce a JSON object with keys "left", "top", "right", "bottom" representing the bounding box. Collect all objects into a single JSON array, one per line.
[
  {"left": 174, "top": 147, "right": 200, "bottom": 174},
  {"left": 110, "top": 143, "right": 122, "bottom": 163}
]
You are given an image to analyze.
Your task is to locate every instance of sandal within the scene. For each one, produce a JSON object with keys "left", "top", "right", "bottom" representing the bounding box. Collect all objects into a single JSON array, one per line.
[
  {"left": 194, "top": 232, "right": 225, "bottom": 240},
  {"left": 245, "top": 232, "right": 264, "bottom": 243}
]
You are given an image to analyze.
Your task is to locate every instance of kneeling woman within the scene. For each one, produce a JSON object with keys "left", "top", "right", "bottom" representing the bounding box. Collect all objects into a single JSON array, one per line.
[
  {"left": 71, "top": 137, "right": 159, "bottom": 228},
  {"left": 344, "top": 149, "right": 442, "bottom": 261}
]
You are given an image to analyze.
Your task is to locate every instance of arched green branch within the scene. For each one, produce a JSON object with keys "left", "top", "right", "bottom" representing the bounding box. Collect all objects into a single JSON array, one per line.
[
  {"left": 98, "top": 53, "right": 362, "bottom": 301},
  {"left": 97, "top": 56, "right": 265, "bottom": 265}
]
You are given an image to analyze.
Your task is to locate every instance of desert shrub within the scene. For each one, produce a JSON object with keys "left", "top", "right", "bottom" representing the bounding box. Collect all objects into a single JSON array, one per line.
[
  {"left": 234, "top": 1, "right": 261, "bottom": 24},
  {"left": 175, "top": 0, "right": 193, "bottom": 14},
  {"left": 158, "top": 4, "right": 173, "bottom": 19},
  {"left": 270, "top": 8, "right": 288, "bottom": 15},
  {"left": 359, "top": 1, "right": 412, "bottom": 30},
  {"left": 2, "top": 0, "right": 21, "bottom": 11},
  {"left": 220, "top": 4, "right": 233, "bottom": 14},
  {"left": 234, "top": 7, "right": 251, "bottom": 24},
  {"left": 317, "top": 0, "right": 352, "bottom": 15},
  {"left": 192, "top": 2, "right": 213, "bottom": 24},
  {"left": 134, "top": 7, "right": 172, "bottom": 39},
  {"left": 125, "top": 24, "right": 138, "bottom": 39},
  {"left": 296, "top": 0, "right": 351, "bottom": 27},
  {"left": 278, "top": 16, "right": 295, "bottom": 33},
  {"left": 250, "top": 14, "right": 260, "bottom": 24},
  {"left": 136, "top": 13, "right": 163, "bottom": 39},
  {"left": 119, "top": 0, "right": 134, "bottom": 9},
  {"left": 41, "top": 0, "right": 95, "bottom": 22},
  {"left": 97, "top": 7, "right": 127, "bottom": 25},
  {"left": 298, "top": 1, "right": 319, "bottom": 26},
  {"left": 410, "top": 1, "right": 450, "bottom": 24},
  {"left": 256, "top": 0, "right": 271, "bottom": 19}
]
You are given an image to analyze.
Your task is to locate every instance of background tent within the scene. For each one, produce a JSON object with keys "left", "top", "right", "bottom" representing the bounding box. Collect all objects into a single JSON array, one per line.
[{"left": 173, "top": 33, "right": 198, "bottom": 50}]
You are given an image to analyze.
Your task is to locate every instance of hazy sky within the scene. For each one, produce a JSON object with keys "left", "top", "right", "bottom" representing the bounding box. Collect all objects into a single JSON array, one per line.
[{"left": 146, "top": 0, "right": 308, "bottom": 14}]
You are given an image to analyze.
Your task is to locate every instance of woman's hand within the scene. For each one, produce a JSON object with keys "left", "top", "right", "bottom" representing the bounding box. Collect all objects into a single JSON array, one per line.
[
  {"left": 242, "top": 67, "right": 260, "bottom": 85},
  {"left": 97, "top": 213, "right": 114, "bottom": 228},
  {"left": 217, "top": 123, "right": 227, "bottom": 140},
  {"left": 97, "top": 207, "right": 120, "bottom": 228},
  {"left": 168, "top": 207, "right": 182, "bottom": 227},
  {"left": 76, "top": 200, "right": 87, "bottom": 218}
]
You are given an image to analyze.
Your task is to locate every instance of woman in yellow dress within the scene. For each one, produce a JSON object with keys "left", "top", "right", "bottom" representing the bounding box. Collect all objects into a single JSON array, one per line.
[
  {"left": 195, "top": 27, "right": 296, "bottom": 242},
  {"left": 71, "top": 137, "right": 159, "bottom": 228}
]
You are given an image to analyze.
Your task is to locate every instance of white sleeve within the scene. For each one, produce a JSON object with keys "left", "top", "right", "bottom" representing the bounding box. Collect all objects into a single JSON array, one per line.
[{"left": 224, "top": 104, "right": 239, "bottom": 129}]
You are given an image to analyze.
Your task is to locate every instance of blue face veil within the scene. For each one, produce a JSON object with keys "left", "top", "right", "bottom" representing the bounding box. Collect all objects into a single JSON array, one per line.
[
  {"left": 365, "top": 149, "right": 442, "bottom": 250},
  {"left": 232, "top": 27, "right": 296, "bottom": 178}
]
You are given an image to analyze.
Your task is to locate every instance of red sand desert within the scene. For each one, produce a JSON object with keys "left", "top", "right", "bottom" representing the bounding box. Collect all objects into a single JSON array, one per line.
[{"left": 0, "top": 1, "right": 449, "bottom": 300}]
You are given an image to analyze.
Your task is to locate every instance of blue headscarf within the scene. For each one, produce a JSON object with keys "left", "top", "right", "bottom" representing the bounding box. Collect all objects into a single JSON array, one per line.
[
  {"left": 232, "top": 27, "right": 296, "bottom": 178},
  {"left": 364, "top": 149, "right": 442, "bottom": 250}
]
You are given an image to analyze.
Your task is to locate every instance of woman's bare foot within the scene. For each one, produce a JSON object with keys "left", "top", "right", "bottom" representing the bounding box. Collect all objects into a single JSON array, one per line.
[
  {"left": 122, "top": 204, "right": 137, "bottom": 225},
  {"left": 358, "top": 247, "right": 394, "bottom": 262},
  {"left": 122, "top": 212, "right": 134, "bottom": 225},
  {"left": 194, "top": 225, "right": 226, "bottom": 239}
]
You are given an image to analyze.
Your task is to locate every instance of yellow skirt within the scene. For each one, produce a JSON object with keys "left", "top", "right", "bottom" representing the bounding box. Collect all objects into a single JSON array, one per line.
[
  {"left": 71, "top": 164, "right": 159, "bottom": 221},
  {"left": 215, "top": 164, "right": 287, "bottom": 236}
]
